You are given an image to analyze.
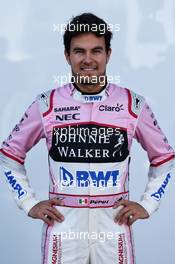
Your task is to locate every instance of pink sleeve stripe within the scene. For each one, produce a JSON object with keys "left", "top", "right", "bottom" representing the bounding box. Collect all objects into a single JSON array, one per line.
[
  {"left": 0, "top": 149, "right": 24, "bottom": 165},
  {"left": 151, "top": 154, "right": 175, "bottom": 167}
]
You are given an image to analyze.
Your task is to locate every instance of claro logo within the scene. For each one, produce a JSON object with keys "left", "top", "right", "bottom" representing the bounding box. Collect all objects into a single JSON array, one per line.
[
  {"left": 99, "top": 104, "right": 124, "bottom": 112},
  {"left": 151, "top": 173, "right": 171, "bottom": 201}
]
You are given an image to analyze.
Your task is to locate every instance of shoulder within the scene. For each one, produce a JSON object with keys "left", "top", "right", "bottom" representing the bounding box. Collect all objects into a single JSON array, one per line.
[
  {"left": 36, "top": 84, "right": 69, "bottom": 116},
  {"left": 125, "top": 87, "right": 145, "bottom": 117},
  {"left": 37, "top": 88, "right": 55, "bottom": 106},
  {"left": 36, "top": 86, "right": 60, "bottom": 115},
  {"left": 112, "top": 84, "right": 145, "bottom": 118}
]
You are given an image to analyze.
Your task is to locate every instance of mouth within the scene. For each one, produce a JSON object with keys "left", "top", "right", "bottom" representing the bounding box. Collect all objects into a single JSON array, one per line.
[{"left": 80, "top": 67, "right": 97, "bottom": 72}]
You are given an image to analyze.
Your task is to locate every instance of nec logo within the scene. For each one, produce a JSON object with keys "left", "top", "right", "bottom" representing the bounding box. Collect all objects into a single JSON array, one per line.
[
  {"left": 56, "top": 113, "right": 80, "bottom": 121},
  {"left": 59, "top": 167, "right": 120, "bottom": 187}
]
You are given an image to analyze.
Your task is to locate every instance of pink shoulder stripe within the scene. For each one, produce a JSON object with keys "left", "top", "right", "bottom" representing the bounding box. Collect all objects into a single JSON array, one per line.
[
  {"left": 43, "top": 90, "right": 55, "bottom": 117},
  {"left": 126, "top": 89, "right": 138, "bottom": 118}
]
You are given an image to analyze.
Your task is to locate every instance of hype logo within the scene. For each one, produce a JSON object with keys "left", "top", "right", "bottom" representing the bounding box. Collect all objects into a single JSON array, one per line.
[
  {"left": 151, "top": 173, "right": 171, "bottom": 201},
  {"left": 5, "top": 171, "right": 26, "bottom": 199}
]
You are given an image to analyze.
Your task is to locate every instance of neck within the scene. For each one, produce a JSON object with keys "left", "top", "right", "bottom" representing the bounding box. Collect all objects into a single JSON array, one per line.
[{"left": 72, "top": 77, "right": 107, "bottom": 95}]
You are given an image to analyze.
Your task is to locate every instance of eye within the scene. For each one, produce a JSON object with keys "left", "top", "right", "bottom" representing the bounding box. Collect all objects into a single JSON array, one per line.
[
  {"left": 74, "top": 49, "right": 84, "bottom": 54},
  {"left": 93, "top": 49, "right": 103, "bottom": 54}
]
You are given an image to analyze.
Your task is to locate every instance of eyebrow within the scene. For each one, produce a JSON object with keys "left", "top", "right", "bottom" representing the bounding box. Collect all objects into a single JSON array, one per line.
[
  {"left": 72, "top": 46, "right": 104, "bottom": 52},
  {"left": 72, "top": 47, "right": 85, "bottom": 52},
  {"left": 92, "top": 46, "right": 104, "bottom": 51}
]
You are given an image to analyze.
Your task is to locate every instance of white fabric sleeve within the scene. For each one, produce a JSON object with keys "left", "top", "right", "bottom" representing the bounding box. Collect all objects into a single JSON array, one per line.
[
  {"left": 139, "top": 161, "right": 174, "bottom": 215},
  {"left": 1, "top": 164, "right": 40, "bottom": 215},
  {"left": 134, "top": 102, "right": 175, "bottom": 215},
  {"left": 0, "top": 100, "right": 44, "bottom": 215}
]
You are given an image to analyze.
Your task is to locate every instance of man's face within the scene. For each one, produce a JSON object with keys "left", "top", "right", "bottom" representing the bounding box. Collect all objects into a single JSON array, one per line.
[{"left": 65, "top": 33, "right": 111, "bottom": 85}]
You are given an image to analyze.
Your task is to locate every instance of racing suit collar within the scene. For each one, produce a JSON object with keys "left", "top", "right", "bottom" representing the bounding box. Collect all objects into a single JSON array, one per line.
[
  {"left": 72, "top": 77, "right": 108, "bottom": 95},
  {"left": 69, "top": 80, "right": 113, "bottom": 103}
]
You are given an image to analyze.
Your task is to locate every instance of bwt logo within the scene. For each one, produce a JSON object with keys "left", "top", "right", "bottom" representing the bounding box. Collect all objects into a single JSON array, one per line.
[
  {"left": 84, "top": 95, "right": 103, "bottom": 102},
  {"left": 59, "top": 167, "right": 120, "bottom": 187},
  {"left": 4, "top": 171, "right": 26, "bottom": 199},
  {"left": 151, "top": 173, "right": 171, "bottom": 201}
]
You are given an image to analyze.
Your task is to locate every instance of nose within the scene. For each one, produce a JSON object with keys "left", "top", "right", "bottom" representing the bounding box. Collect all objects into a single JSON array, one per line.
[{"left": 83, "top": 51, "right": 93, "bottom": 64}]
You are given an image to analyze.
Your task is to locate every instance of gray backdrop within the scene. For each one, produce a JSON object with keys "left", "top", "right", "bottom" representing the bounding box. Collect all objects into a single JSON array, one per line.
[{"left": 0, "top": 0, "right": 175, "bottom": 263}]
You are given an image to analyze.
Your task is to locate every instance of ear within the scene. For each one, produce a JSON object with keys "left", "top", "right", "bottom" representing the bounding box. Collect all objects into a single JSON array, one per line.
[
  {"left": 64, "top": 50, "right": 71, "bottom": 65},
  {"left": 106, "top": 48, "right": 112, "bottom": 64}
]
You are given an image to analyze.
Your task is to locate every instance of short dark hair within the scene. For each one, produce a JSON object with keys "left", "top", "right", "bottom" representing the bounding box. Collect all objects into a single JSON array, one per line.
[{"left": 63, "top": 13, "right": 113, "bottom": 54}]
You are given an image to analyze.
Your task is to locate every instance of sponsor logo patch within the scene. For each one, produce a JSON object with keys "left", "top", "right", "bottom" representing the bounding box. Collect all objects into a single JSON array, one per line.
[
  {"left": 5, "top": 171, "right": 26, "bottom": 199},
  {"left": 49, "top": 124, "right": 129, "bottom": 163},
  {"left": 151, "top": 173, "right": 171, "bottom": 201},
  {"left": 59, "top": 167, "right": 120, "bottom": 187},
  {"left": 54, "top": 106, "right": 81, "bottom": 112},
  {"left": 51, "top": 234, "right": 62, "bottom": 264},
  {"left": 84, "top": 95, "right": 103, "bottom": 102},
  {"left": 118, "top": 233, "right": 128, "bottom": 264},
  {"left": 99, "top": 103, "right": 124, "bottom": 112},
  {"left": 90, "top": 199, "right": 109, "bottom": 205},
  {"left": 56, "top": 113, "right": 80, "bottom": 121}
]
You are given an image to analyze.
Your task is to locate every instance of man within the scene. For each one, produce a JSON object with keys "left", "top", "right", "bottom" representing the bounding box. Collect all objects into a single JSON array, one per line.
[{"left": 0, "top": 13, "right": 174, "bottom": 264}]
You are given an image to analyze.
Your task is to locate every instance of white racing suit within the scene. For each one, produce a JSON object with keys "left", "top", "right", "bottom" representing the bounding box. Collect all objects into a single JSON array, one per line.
[{"left": 0, "top": 83, "right": 174, "bottom": 264}]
